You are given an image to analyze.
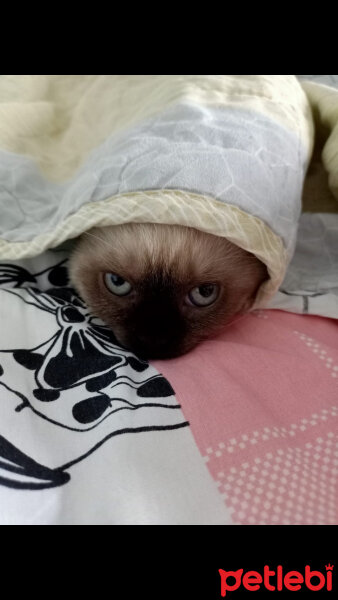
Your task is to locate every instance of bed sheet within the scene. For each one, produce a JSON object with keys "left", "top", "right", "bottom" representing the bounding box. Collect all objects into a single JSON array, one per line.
[
  {"left": 0, "top": 251, "right": 336, "bottom": 524},
  {"left": 155, "top": 306, "right": 338, "bottom": 525}
]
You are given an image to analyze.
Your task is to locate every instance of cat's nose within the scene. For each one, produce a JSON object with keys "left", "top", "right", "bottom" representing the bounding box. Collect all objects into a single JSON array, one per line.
[
  {"left": 129, "top": 298, "right": 186, "bottom": 358},
  {"left": 136, "top": 331, "right": 174, "bottom": 346},
  {"left": 131, "top": 331, "right": 179, "bottom": 359}
]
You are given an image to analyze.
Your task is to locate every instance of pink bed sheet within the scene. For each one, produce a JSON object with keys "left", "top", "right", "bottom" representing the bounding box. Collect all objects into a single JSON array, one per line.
[{"left": 154, "top": 309, "right": 338, "bottom": 525}]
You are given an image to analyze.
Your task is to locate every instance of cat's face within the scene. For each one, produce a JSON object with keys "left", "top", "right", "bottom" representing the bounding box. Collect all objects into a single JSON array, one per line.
[{"left": 69, "top": 223, "right": 268, "bottom": 359}]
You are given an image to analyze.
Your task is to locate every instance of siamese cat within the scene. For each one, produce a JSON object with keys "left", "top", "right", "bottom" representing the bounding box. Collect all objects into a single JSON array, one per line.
[{"left": 69, "top": 223, "right": 268, "bottom": 359}]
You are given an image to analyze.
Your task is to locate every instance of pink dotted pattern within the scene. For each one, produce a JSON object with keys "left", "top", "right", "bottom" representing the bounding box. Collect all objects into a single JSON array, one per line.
[
  {"left": 154, "top": 310, "right": 338, "bottom": 525},
  {"left": 206, "top": 432, "right": 337, "bottom": 525},
  {"left": 294, "top": 330, "right": 338, "bottom": 378}
]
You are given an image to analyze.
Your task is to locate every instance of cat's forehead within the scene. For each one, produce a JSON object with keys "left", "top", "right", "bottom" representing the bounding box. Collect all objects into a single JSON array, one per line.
[
  {"left": 85, "top": 223, "right": 240, "bottom": 283},
  {"left": 102, "top": 242, "right": 225, "bottom": 284},
  {"left": 113, "top": 252, "right": 224, "bottom": 288},
  {"left": 113, "top": 258, "right": 199, "bottom": 288}
]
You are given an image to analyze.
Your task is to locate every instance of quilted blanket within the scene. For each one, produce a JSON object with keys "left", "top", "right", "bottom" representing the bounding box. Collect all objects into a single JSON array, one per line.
[{"left": 0, "top": 75, "right": 337, "bottom": 524}]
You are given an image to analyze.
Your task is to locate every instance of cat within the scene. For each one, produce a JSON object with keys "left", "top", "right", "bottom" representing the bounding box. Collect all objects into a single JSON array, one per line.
[{"left": 69, "top": 223, "right": 268, "bottom": 359}]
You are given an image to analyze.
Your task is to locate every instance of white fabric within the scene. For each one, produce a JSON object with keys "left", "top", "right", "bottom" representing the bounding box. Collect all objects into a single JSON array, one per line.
[{"left": 0, "top": 249, "right": 232, "bottom": 524}]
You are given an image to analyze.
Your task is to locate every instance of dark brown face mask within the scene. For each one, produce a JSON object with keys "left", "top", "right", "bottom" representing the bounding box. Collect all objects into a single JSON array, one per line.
[{"left": 125, "top": 304, "right": 186, "bottom": 359}]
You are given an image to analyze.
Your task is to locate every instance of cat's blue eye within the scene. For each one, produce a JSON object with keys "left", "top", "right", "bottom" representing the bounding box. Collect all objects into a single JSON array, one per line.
[
  {"left": 187, "top": 283, "right": 219, "bottom": 307},
  {"left": 104, "top": 273, "right": 132, "bottom": 296}
]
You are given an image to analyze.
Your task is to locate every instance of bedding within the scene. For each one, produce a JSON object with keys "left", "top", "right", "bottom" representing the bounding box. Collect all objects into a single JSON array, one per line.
[{"left": 0, "top": 75, "right": 337, "bottom": 524}]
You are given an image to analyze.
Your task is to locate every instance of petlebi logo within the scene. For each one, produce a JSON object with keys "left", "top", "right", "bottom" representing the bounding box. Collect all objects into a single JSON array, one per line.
[{"left": 219, "top": 564, "right": 334, "bottom": 595}]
